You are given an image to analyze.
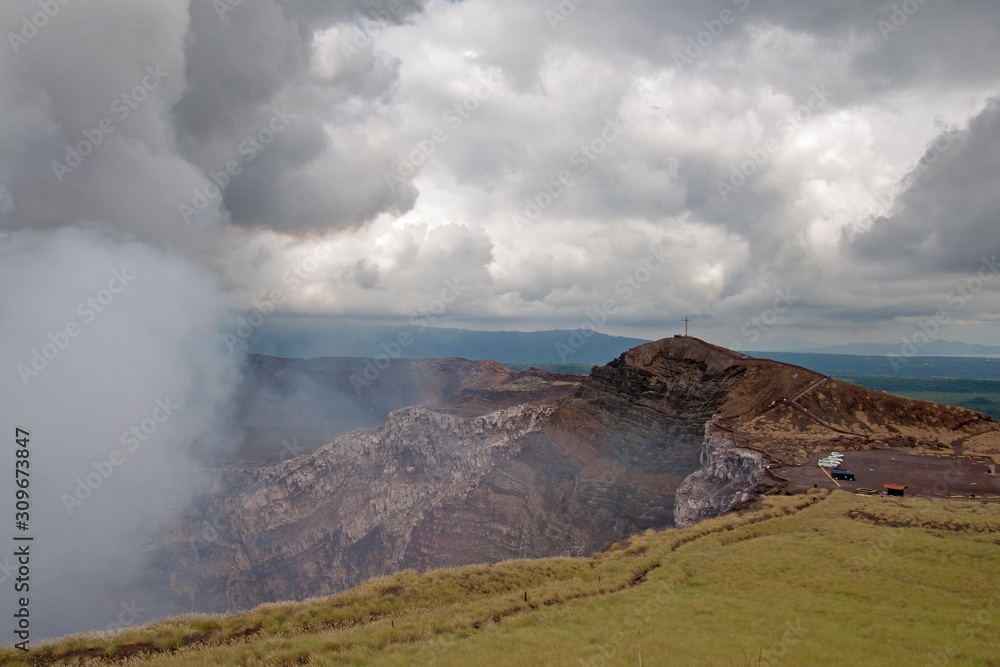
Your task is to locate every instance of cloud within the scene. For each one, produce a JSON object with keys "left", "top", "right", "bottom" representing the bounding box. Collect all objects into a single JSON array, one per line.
[
  {"left": 0, "top": 0, "right": 431, "bottom": 245},
  {"left": 331, "top": 0, "right": 1000, "bottom": 344},
  {"left": 850, "top": 99, "right": 1000, "bottom": 273},
  {"left": 346, "top": 257, "right": 383, "bottom": 289}
]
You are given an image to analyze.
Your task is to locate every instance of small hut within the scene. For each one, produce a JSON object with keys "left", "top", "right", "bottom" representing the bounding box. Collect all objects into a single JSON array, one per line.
[{"left": 883, "top": 484, "right": 906, "bottom": 497}]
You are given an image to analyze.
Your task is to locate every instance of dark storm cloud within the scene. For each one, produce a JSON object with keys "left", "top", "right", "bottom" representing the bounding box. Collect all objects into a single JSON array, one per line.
[
  {"left": 0, "top": 0, "right": 429, "bottom": 245},
  {"left": 172, "top": 0, "right": 427, "bottom": 233},
  {"left": 850, "top": 99, "right": 1000, "bottom": 273},
  {"left": 346, "top": 257, "right": 382, "bottom": 289}
]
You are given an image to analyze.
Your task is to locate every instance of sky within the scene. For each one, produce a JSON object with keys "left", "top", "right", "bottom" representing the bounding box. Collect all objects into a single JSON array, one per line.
[
  {"left": 2, "top": 0, "right": 999, "bottom": 350},
  {"left": 0, "top": 0, "right": 999, "bottom": 638}
]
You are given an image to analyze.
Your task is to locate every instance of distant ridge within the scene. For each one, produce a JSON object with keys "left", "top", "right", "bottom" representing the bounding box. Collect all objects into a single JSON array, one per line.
[
  {"left": 802, "top": 339, "right": 1000, "bottom": 356},
  {"left": 245, "top": 317, "right": 649, "bottom": 365},
  {"left": 747, "top": 351, "right": 1000, "bottom": 379}
]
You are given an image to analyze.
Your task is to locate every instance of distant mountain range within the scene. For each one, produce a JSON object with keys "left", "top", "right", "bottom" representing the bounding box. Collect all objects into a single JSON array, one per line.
[
  {"left": 798, "top": 340, "right": 1000, "bottom": 356},
  {"left": 245, "top": 317, "right": 648, "bottom": 366},
  {"left": 744, "top": 352, "right": 1000, "bottom": 380},
  {"left": 243, "top": 317, "right": 1000, "bottom": 374}
]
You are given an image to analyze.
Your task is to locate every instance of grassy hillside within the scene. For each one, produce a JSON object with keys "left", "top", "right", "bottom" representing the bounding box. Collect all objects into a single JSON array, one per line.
[
  {"left": 843, "top": 376, "right": 1000, "bottom": 421},
  {"left": 5, "top": 491, "right": 999, "bottom": 665},
  {"left": 748, "top": 352, "right": 1000, "bottom": 379}
]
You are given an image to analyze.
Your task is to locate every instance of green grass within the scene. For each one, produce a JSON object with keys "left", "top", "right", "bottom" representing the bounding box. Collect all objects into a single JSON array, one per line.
[
  {"left": 841, "top": 376, "right": 1000, "bottom": 420},
  {"left": 4, "top": 491, "right": 999, "bottom": 665},
  {"left": 894, "top": 392, "right": 1000, "bottom": 420}
]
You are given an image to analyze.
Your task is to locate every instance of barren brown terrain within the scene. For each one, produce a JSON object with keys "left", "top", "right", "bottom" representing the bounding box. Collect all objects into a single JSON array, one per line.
[
  {"left": 779, "top": 450, "right": 1000, "bottom": 498},
  {"left": 147, "top": 336, "right": 1000, "bottom": 622},
  {"left": 624, "top": 337, "right": 1000, "bottom": 465}
]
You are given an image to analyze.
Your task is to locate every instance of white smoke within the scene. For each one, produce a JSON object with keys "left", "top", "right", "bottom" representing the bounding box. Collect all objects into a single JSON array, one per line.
[
  {"left": 0, "top": 0, "right": 429, "bottom": 638},
  {"left": 0, "top": 228, "right": 241, "bottom": 637}
]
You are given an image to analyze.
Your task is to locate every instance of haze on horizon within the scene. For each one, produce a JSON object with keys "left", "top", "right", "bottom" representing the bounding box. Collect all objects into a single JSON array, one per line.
[{"left": 1, "top": 0, "right": 998, "bottom": 347}]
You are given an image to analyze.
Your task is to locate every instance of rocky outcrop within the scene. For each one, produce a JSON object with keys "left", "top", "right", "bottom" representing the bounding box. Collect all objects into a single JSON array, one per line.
[
  {"left": 673, "top": 424, "right": 767, "bottom": 527},
  {"left": 147, "top": 342, "right": 744, "bottom": 615},
  {"left": 151, "top": 403, "right": 555, "bottom": 612},
  {"left": 224, "top": 356, "right": 579, "bottom": 465}
]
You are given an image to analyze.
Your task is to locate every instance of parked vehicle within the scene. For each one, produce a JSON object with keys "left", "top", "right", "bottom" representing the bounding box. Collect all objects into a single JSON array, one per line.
[
  {"left": 818, "top": 452, "right": 844, "bottom": 468},
  {"left": 831, "top": 469, "right": 856, "bottom": 481}
]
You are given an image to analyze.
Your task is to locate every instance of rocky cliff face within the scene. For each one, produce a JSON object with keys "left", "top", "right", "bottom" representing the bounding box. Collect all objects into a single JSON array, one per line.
[
  {"left": 222, "top": 356, "right": 566, "bottom": 465},
  {"left": 673, "top": 424, "right": 768, "bottom": 527},
  {"left": 151, "top": 403, "right": 555, "bottom": 612},
  {"left": 148, "top": 337, "right": 1000, "bottom": 616}
]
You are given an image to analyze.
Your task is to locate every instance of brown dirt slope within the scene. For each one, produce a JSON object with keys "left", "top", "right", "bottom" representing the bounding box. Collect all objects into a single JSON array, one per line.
[{"left": 620, "top": 337, "right": 1000, "bottom": 466}]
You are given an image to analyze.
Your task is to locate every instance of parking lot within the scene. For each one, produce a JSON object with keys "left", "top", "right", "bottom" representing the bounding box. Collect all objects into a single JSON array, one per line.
[{"left": 774, "top": 450, "right": 1000, "bottom": 499}]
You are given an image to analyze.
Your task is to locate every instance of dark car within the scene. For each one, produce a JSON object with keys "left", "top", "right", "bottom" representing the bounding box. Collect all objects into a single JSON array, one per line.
[{"left": 831, "top": 469, "right": 856, "bottom": 481}]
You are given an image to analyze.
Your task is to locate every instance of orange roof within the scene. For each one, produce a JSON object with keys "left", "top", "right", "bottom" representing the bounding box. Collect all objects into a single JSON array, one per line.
[{"left": 883, "top": 484, "right": 907, "bottom": 490}]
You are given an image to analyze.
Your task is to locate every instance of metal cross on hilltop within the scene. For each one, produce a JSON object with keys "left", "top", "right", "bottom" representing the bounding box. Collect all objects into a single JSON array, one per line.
[{"left": 683, "top": 316, "right": 690, "bottom": 336}]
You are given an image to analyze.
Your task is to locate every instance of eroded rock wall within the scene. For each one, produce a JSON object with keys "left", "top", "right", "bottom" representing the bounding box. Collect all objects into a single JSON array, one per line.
[{"left": 673, "top": 424, "right": 767, "bottom": 527}]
